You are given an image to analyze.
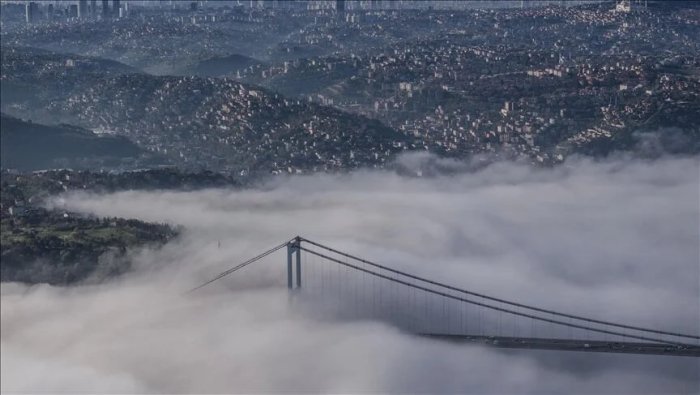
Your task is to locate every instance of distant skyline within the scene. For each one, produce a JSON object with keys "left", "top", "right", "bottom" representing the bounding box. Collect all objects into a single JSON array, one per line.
[{"left": 1, "top": 0, "right": 606, "bottom": 10}]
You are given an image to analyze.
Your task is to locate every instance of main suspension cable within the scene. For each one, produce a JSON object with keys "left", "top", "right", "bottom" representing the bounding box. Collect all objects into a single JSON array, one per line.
[
  {"left": 300, "top": 237, "right": 699, "bottom": 341},
  {"left": 299, "top": 245, "right": 695, "bottom": 347},
  {"left": 187, "top": 239, "right": 293, "bottom": 293}
]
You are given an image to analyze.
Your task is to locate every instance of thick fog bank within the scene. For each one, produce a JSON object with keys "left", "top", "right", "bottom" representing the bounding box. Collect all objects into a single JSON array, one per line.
[{"left": 2, "top": 155, "right": 699, "bottom": 393}]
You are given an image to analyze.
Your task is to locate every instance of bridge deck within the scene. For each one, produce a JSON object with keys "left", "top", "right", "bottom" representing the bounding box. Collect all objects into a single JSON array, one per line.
[{"left": 419, "top": 334, "right": 700, "bottom": 357}]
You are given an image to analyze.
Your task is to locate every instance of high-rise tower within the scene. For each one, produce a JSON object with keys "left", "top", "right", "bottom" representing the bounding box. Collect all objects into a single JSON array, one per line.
[
  {"left": 25, "top": 2, "right": 39, "bottom": 23},
  {"left": 78, "top": 0, "right": 88, "bottom": 18},
  {"left": 102, "top": 0, "right": 110, "bottom": 18}
]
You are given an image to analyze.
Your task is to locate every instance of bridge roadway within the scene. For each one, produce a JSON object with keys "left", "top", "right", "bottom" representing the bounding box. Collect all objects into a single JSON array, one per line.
[{"left": 419, "top": 334, "right": 700, "bottom": 357}]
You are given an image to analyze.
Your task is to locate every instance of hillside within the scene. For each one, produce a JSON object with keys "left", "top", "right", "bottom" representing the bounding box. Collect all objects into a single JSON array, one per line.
[
  {"left": 1, "top": 48, "right": 412, "bottom": 174},
  {"left": 183, "top": 53, "right": 264, "bottom": 77},
  {"left": 0, "top": 210, "right": 177, "bottom": 285},
  {"left": 1, "top": 170, "right": 180, "bottom": 285},
  {"left": 0, "top": 114, "right": 154, "bottom": 171}
]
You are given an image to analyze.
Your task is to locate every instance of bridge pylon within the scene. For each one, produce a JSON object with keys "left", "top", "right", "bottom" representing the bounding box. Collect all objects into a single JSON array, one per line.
[{"left": 287, "top": 236, "right": 302, "bottom": 290}]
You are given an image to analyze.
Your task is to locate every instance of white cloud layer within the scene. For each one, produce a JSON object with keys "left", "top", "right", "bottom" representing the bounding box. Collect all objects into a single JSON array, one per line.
[{"left": 2, "top": 154, "right": 699, "bottom": 393}]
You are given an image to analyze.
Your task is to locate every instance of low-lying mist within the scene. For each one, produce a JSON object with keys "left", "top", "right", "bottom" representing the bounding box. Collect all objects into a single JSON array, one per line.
[{"left": 2, "top": 154, "right": 699, "bottom": 393}]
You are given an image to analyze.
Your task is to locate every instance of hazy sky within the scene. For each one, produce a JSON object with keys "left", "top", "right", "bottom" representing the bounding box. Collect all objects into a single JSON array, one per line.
[{"left": 2, "top": 153, "right": 699, "bottom": 393}]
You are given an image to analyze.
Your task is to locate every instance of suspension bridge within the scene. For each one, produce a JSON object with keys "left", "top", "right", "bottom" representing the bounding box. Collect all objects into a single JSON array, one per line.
[{"left": 190, "top": 236, "right": 700, "bottom": 357}]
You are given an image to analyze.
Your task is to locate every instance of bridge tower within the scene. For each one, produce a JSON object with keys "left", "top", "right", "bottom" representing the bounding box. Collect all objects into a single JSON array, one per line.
[{"left": 287, "top": 236, "right": 302, "bottom": 289}]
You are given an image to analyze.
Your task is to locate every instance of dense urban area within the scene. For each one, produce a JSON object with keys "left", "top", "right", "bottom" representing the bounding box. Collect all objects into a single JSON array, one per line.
[{"left": 1, "top": 0, "right": 699, "bottom": 284}]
